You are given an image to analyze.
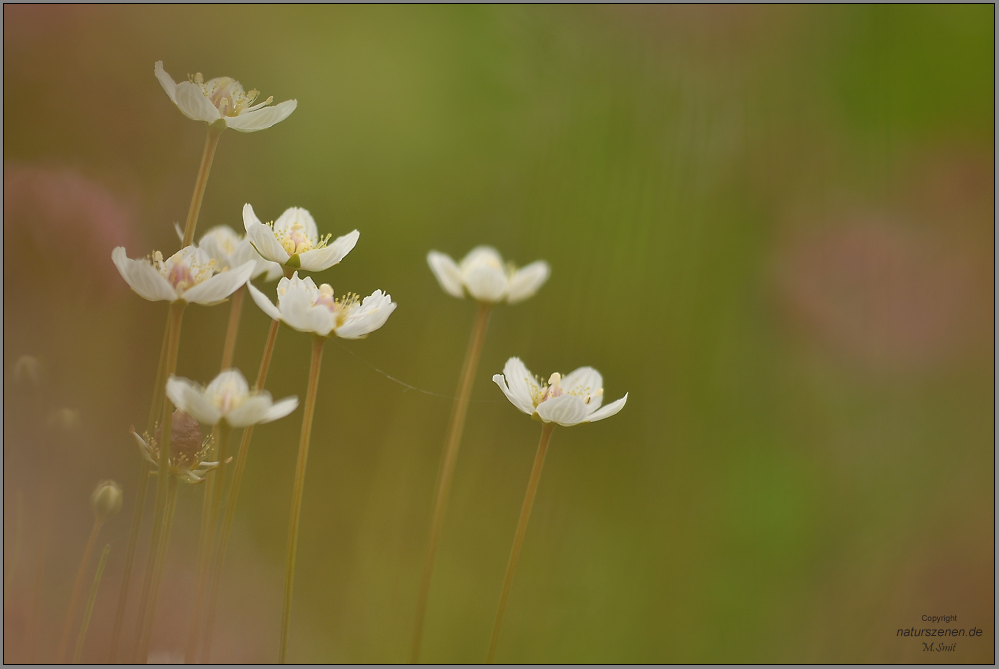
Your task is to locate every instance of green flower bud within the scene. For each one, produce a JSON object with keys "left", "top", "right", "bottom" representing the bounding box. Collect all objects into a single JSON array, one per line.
[{"left": 91, "top": 480, "right": 123, "bottom": 521}]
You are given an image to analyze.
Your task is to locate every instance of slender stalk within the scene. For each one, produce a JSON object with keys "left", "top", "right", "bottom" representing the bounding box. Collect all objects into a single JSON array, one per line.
[
  {"left": 220, "top": 285, "right": 246, "bottom": 370},
  {"left": 3, "top": 490, "right": 23, "bottom": 609},
  {"left": 279, "top": 335, "right": 325, "bottom": 664},
  {"left": 73, "top": 544, "right": 110, "bottom": 664},
  {"left": 411, "top": 303, "right": 491, "bottom": 662},
  {"left": 136, "top": 474, "right": 179, "bottom": 663},
  {"left": 57, "top": 517, "right": 104, "bottom": 662},
  {"left": 185, "top": 287, "right": 246, "bottom": 661},
  {"left": 109, "top": 311, "right": 174, "bottom": 661},
  {"left": 201, "top": 318, "right": 281, "bottom": 662},
  {"left": 131, "top": 302, "right": 185, "bottom": 662},
  {"left": 485, "top": 423, "right": 555, "bottom": 664},
  {"left": 181, "top": 123, "right": 224, "bottom": 248}
]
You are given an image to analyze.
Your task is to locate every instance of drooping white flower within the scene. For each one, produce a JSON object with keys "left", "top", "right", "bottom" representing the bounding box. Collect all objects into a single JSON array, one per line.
[
  {"left": 197, "top": 225, "right": 283, "bottom": 281},
  {"left": 248, "top": 272, "right": 396, "bottom": 339},
  {"left": 154, "top": 61, "right": 297, "bottom": 132},
  {"left": 112, "top": 246, "right": 254, "bottom": 305},
  {"left": 166, "top": 369, "right": 298, "bottom": 429},
  {"left": 427, "top": 246, "right": 550, "bottom": 304},
  {"left": 243, "top": 204, "right": 359, "bottom": 272},
  {"left": 492, "top": 357, "right": 627, "bottom": 427}
]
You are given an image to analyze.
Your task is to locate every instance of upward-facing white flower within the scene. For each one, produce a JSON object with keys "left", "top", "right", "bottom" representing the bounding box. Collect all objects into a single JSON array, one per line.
[
  {"left": 243, "top": 204, "right": 359, "bottom": 272},
  {"left": 492, "top": 357, "right": 628, "bottom": 427},
  {"left": 112, "top": 246, "right": 254, "bottom": 305},
  {"left": 197, "top": 225, "right": 283, "bottom": 281},
  {"left": 154, "top": 61, "right": 297, "bottom": 132},
  {"left": 166, "top": 369, "right": 298, "bottom": 429},
  {"left": 248, "top": 272, "right": 396, "bottom": 339},
  {"left": 427, "top": 246, "right": 550, "bottom": 304}
]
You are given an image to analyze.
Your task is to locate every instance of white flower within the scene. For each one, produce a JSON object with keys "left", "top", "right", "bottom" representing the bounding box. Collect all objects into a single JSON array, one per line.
[
  {"left": 132, "top": 410, "right": 218, "bottom": 484},
  {"left": 243, "top": 204, "right": 359, "bottom": 272},
  {"left": 427, "top": 246, "right": 550, "bottom": 304},
  {"left": 166, "top": 369, "right": 299, "bottom": 429},
  {"left": 197, "top": 225, "right": 283, "bottom": 281},
  {"left": 492, "top": 357, "right": 628, "bottom": 427},
  {"left": 112, "top": 245, "right": 254, "bottom": 306},
  {"left": 154, "top": 61, "right": 297, "bottom": 132},
  {"left": 248, "top": 272, "right": 396, "bottom": 339}
]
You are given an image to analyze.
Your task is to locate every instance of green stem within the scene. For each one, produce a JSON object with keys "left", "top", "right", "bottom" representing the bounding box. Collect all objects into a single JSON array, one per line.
[
  {"left": 73, "top": 544, "right": 110, "bottom": 664},
  {"left": 220, "top": 285, "right": 246, "bottom": 370},
  {"left": 109, "top": 311, "right": 173, "bottom": 661},
  {"left": 136, "top": 474, "right": 179, "bottom": 663},
  {"left": 181, "top": 123, "right": 224, "bottom": 248},
  {"left": 485, "top": 423, "right": 555, "bottom": 664},
  {"left": 131, "top": 302, "right": 185, "bottom": 662},
  {"left": 411, "top": 303, "right": 491, "bottom": 662},
  {"left": 201, "top": 318, "right": 281, "bottom": 662},
  {"left": 279, "top": 335, "right": 325, "bottom": 664},
  {"left": 57, "top": 517, "right": 104, "bottom": 662}
]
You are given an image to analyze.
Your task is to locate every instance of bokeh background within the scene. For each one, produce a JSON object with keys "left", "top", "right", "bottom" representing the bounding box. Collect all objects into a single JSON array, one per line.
[{"left": 3, "top": 5, "right": 994, "bottom": 663}]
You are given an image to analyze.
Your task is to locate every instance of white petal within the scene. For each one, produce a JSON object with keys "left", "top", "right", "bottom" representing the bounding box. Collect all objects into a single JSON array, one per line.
[
  {"left": 112, "top": 247, "right": 177, "bottom": 302},
  {"left": 280, "top": 285, "right": 334, "bottom": 336},
  {"left": 198, "top": 227, "right": 240, "bottom": 269},
  {"left": 243, "top": 219, "right": 291, "bottom": 265},
  {"left": 225, "top": 394, "right": 273, "bottom": 428},
  {"left": 536, "top": 395, "right": 589, "bottom": 427},
  {"left": 154, "top": 61, "right": 178, "bottom": 104},
  {"left": 334, "top": 291, "right": 396, "bottom": 339},
  {"left": 460, "top": 246, "right": 504, "bottom": 273},
  {"left": 182, "top": 261, "right": 254, "bottom": 305},
  {"left": 224, "top": 99, "right": 297, "bottom": 132},
  {"left": 274, "top": 207, "right": 318, "bottom": 242},
  {"left": 205, "top": 369, "right": 250, "bottom": 402},
  {"left": 426, "top": 251, "right": 464, "bottom": 298},
  {"left": 492, "top": 374, "right": 533, "bottom": 416},
  {"left": 506, "top": 261, "right": 550, "bottom": 304},
  {"left": 174, "top": 81, "right": 222, "bottom": 124},
  {"left": 464, "top": 264, "right": 508, "bottom": 303},
  {"left": 248, "top": 283, "right": 282, "bottom": 321},
  {"left": 561, "top": 366, "right": 604, "bottom": 411},
  {"left": 166, "top": 376, "right": 222, "bottom": 426},
  {"left": 242, "top": 202, "right": 264, "bottom": 234},
  {"left": 499, "top": 357, "right": 536, "bottom": 414},
  {"left": 297, "top": 230, "right": 359, "bottom": 272},
  {"left": 586, "top": 393, "right": 628, "bottom": 423},
  {"left": 261, "top": 396, "right": 299, "bottom": 423}
]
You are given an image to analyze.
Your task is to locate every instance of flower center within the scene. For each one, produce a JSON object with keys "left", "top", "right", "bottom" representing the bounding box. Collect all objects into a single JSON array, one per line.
[
  {"left": 529, "top": 372, "right": 604, "bottom": 408},
  {"left": 314, "top": 285, "right": 360, "bottom": 327},
  {"left": 192, "top": 73, "right": 272, "bottom": 117},
  {"left": 153, "top": 250, "right": 214, "bottom": 293},
  {"left": 214, "top": 380, "right": 245, "bottom": 415},
  {"left": 278, "top": 222, "right": 316, "bottom": 255}
]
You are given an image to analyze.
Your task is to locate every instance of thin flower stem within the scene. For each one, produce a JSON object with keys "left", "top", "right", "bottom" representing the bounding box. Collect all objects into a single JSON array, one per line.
[
  {"left": 278, "top": 335, "right": 325, "bottom": 664},
  {"left": 184, "top": 287, "right": 245, "bottom": 661},
  {"left": 57, "top": 517, "right": 104, "bottom": 662},
  {"left": 201, "top": 318, "right": 281, "bottom": 662},
  {"left": 220, "top": 286, "right": 246, "bottom": 370},
  {"left": 136, "top": 474, "right": 179, "bottom": 663},
  {"left": 109, "top": 311, "right": 174, "bottom": 661},
  {"left": 72, "top": 544, "right": 110, "bottom": 664},
  {"left": 411, "top": 303, "right": 491, "bottom": 663},
  {"left": 131, "top": 302, "right": 185, "bottom": 662},
  {"left": 181, "top": 123, "right": 224, "bottom": 248},
  {"left": 485, "top": 423, "right": 555, "bottom": 664}
]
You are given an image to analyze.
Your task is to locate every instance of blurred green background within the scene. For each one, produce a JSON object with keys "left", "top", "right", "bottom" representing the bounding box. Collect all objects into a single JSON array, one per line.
[{"left": 3, "top": 5, "right": 994, "bottom": 663}]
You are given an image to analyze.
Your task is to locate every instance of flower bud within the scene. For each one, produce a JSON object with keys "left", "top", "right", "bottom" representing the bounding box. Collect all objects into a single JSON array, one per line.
[
  {"left": 13, "top": 355, "right": 44, "bottom": 389},
  {"left": 91, "top": 480, "right": 123, "bottom": 521},
  {"left": 47, "top": 408, "right": 81, "bottom": 433},
  {"left": 155, "top": 409, "right": 204, "bottom": 460}
]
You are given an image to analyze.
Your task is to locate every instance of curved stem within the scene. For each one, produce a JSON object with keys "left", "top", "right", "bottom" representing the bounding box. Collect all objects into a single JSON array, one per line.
[
  {"left": 110, "top": 312, "right": 174, "bottom": 661},
  {"left": 73, "top": 544, "right": 110, "bottom": 664},
  {"left": 131, "top": 302, "right": 185, "bottom": 662},
  {"left": 57, "top": 518, "right": 103, "bottom": 662},
  {"left": 201, "top": 318, "right": 281, "bottom": 662},
  {"left": 181, "top": 124, "right": 224, "bottom": 248},
  {"left": 279, "top": 335, "right": 325, "bottom": 664},
  {"left": 485, "top": 423, "right": 555, "bottom": 664},
  {"left": 411, "top": 303, "right": 491, "bottom": 662}
]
